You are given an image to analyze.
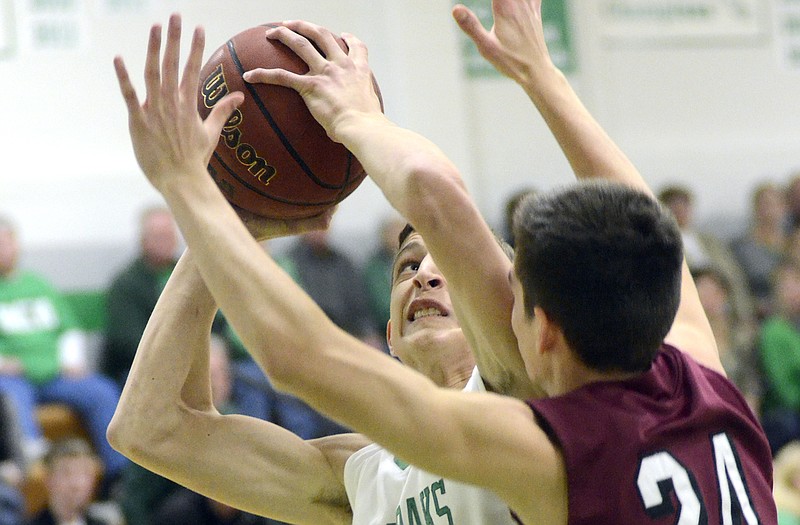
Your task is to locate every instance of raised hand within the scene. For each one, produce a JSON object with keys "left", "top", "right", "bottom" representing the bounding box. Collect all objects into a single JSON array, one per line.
[
  {"left": 242, "top": 21, "right": 383, "bottom": 144},
  {"left": 452, "top": 0, "right": 550, "bottom": 85},
  {"left": 113, "top": 14, "right": 244, "bottom": 191}
]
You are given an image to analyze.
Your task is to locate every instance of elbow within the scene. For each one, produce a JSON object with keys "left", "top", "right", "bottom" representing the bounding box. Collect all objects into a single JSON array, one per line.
[
  {"left": 106, "top": 412, "right": 126, "bottom": 454},
  {"left": 106, "top": 398, "right": 181, "bottom": 464},
  {"left": 106, "top": 398, "right": 137, "bottom": 456}
]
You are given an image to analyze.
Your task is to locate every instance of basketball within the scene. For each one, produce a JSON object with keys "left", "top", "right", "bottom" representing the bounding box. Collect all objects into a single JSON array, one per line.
[{"left": 197, "top": 24, "right": 381, "bottom": 219}]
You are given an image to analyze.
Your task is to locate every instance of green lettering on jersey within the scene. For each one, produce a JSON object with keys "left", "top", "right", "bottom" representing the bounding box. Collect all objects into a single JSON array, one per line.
[
  {"left": 391, "top": 506, "right": 403, "bottom": 525},
  {"left": 406, "top": 497, "right": 423, "bottom": 525},
  {"left": 419, "top": 486, "right": 435, "bottom": 525},
  {"left": 388, "top": 479, "right": 453, "bottom": 525},
  {"left": 431, "top": 480, "right": 454, "bottom": 525}
]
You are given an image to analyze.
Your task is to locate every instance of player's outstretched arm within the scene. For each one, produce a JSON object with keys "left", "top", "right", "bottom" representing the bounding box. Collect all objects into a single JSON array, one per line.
[
  {"left": 107, "top": 251, "right": 364, "bottom": 525},
  {"left": 245, "top": 21, "right": 536, "bottom": 399},
  {"left": 110, "top": 17, "right": 365, "bottom": 523},
  {"left": 454, "top": 0, "right": 720, "bottom": 373}
]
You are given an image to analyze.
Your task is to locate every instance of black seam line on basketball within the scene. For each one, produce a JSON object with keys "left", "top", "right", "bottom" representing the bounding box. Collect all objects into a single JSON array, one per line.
[
  {"left": 211, "top": 152, "right": 339, "bottom": 206},
  {"left": 227, "top": 39, "right": 347, "bottom": 191},
  {"left": 335, "top": 152, "right": 356, "bottom": 202}
]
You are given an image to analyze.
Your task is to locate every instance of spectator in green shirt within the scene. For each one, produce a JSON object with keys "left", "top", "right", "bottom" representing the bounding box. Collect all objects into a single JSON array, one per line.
[
  {"left": 0, "top": 216, "right": 126, "bottom": 482},
  {"left": 760, "top": 259, "right": 800, "bottom": 454}
]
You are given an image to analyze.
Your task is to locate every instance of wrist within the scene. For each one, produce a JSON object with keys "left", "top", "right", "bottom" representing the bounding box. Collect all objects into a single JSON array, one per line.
[{"left": 332, "top": 111, "right": 391, "bottom": 146}]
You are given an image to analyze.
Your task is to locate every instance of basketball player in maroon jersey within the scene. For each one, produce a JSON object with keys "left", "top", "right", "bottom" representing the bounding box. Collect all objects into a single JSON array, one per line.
[{"left": 109, "top": 0, "right": 778, "bottom": 523}]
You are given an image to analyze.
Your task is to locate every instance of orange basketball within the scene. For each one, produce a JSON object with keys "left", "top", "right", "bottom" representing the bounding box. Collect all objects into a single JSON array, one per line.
[{"left": 197, "top": 24, "right": 382, "bottom": 219}]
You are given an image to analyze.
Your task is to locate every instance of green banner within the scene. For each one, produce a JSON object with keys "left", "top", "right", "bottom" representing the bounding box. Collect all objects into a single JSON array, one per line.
[{"left": 457, "top": 0, "right": 575, "bottom": 77}]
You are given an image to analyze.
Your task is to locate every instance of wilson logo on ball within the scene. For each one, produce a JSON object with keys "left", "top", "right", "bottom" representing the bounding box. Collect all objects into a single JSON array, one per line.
[{"left": 201, "top": 64, "right": 277, "bottom": 186}]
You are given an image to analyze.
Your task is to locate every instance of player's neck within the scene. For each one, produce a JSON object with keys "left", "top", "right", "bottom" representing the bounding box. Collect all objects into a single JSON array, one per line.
[
  {"left": 412, "top": 352, "right": 474, "bottom": 390},
  {"left": 548, "top": 349, "right": 639, "bottom": 396}
]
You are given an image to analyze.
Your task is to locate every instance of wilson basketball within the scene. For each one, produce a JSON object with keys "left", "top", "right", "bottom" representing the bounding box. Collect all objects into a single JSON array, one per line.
[{"left": 197, "top": 24, "right": 381, "bottom": 219}]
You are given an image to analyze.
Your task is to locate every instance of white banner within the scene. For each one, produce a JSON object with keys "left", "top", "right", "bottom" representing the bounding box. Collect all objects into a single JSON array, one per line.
[{"left": 597, "top": 0, "right": 767, "bottom": 42}]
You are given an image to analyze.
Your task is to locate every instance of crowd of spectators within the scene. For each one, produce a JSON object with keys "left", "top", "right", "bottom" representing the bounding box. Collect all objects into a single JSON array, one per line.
[{"left": 5, "top": 171, "right": 800, "bottom": 522}]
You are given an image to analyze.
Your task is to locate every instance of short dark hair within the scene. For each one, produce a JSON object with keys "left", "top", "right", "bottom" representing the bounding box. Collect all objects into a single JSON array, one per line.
[
  {"left": 398, "top": 223, "right": 416, "bottom": 249},
  {"left": 513, "top": 182, "right": 683, "bottom": 372}
]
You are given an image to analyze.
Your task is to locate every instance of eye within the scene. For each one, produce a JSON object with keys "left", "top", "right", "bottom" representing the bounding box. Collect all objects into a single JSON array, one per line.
[{"left": 393, "top": 258, "right": 420, "bottom": 280}]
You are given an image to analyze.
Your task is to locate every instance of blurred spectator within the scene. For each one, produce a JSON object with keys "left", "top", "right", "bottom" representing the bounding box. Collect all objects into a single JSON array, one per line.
[
  {"left": 0, "top": 216, "right": 125, "bottom": 483},
  {"left": 116, "top": 462, "right": 178, "bottom": 525},
  {"left": 731, "top": 182, "right": 788, "bottom": 319},
  {"left": 103, "top": 206, "right": 179, "bottom": 387},
  {"left": 693, "top": 266, "right": 762, "bottom": 414},
  {"left": 773, "top": 441, "right": 800, "bottom": 525},
  {"left": 27, "top": 438, "right": 121, "bottom": 525},
  {"left": 280, "top": 230, "right": 381, "bottom": 349},
  {"left": 759, "top": 259, "right": 800, "bottom": 454},
  {"left": 362, "top": 214, "right": 406, "bottom": 349},
  {"left": 659, "top": 184, "right": 756, "bottom": 328}
]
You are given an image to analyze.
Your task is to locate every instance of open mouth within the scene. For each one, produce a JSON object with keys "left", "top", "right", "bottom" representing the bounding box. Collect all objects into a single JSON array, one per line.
[
  {"left": 412, "top": 307, "right": 445, "bottom": 321},
  {"left": 407, "top": 300, "right": 449, "bottom": 322}
]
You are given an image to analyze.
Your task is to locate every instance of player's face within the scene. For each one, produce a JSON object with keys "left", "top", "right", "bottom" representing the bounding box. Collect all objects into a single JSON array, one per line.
[{"left": 387, "top": 232, "right": 464, "bottom": 363}]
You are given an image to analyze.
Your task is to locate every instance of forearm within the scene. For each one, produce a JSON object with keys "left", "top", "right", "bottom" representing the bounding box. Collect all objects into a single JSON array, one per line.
[
  {"left": 108, "top": 250, "right": 218, "bottom": 458},
  {"left": 335, "top": 113, "right": 469, "bottom": 229}
]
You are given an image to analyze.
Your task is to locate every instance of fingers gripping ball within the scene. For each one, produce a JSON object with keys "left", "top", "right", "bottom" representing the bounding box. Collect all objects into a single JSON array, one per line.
[{"left": 197, "top": 24, "right": 382, "bottom": 219}]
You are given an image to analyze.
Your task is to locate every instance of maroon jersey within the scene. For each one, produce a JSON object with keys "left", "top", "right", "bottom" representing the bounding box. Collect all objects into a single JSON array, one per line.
[{"left": 529, "top": 345, "right": 777, "bottom": 525}]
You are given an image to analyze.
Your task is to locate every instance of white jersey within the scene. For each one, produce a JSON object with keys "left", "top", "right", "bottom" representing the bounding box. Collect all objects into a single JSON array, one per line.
[{"left": 343, "top": 368, "right": 516, "bottom": 525}]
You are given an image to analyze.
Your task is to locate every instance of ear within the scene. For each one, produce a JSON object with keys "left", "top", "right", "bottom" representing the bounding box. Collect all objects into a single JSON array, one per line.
[
  {"left": 534, "top": 306, "right": 560, "bottom": 355},
  {"left": 386, "top": 319, "right": 396, "bottom": 357}
]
